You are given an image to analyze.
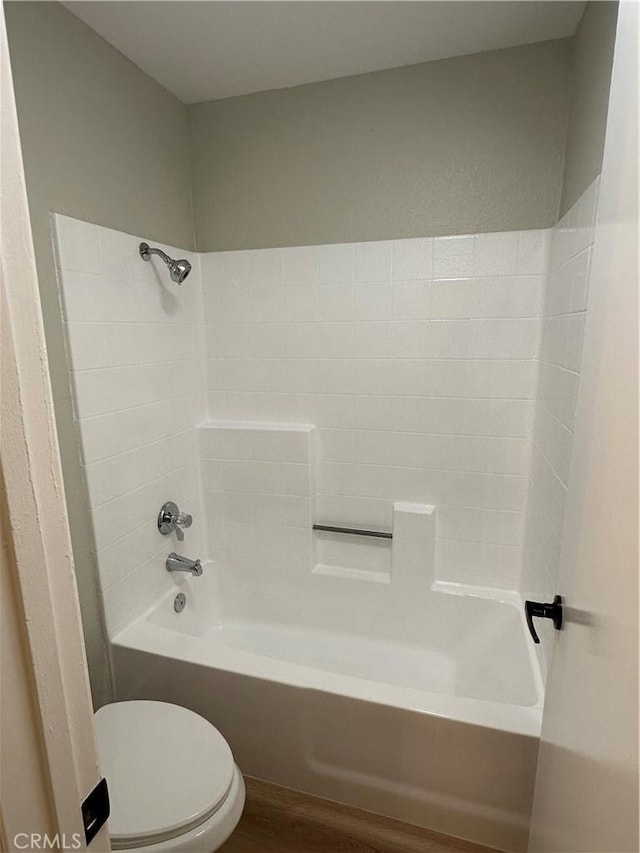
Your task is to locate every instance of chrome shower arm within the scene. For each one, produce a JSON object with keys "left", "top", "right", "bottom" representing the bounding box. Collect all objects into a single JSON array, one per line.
[{"left": 139, "top": 243, "right": 172, "bottom": 265}]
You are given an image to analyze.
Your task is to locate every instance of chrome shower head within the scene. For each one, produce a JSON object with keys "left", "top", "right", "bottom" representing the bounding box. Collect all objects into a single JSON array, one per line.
[
  {"left": 139, "top": 242, "right": 191, "bottom": 285},
  {"left": 169, "top": 258, "right": 191, "bottom": 284}
]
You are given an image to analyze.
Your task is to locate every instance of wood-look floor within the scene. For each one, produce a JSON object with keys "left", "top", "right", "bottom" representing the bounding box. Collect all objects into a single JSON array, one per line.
[{"left": 219, "top": 777, "right": 500, "bottom": 853}]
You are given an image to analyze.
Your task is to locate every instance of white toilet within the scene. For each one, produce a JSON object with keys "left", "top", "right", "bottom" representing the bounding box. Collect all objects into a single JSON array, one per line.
[{"left": 94, "top": 700, "right": 245, "bottom": 852}]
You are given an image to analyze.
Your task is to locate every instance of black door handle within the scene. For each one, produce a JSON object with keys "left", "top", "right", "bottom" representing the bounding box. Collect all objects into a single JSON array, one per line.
[{"left": 525, "top": 595, "right": 563, "bottom": 643}]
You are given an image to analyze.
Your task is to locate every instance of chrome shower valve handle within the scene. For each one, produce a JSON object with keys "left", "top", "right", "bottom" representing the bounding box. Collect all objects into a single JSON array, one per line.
[{"left": 158, "top": 501, "right": 193, "bottom": 541}]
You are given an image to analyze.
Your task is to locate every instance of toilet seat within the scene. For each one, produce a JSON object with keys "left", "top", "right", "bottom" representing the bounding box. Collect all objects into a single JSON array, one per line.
[{"left": 94, "top": 701, "right": 237, "bottom": 850}]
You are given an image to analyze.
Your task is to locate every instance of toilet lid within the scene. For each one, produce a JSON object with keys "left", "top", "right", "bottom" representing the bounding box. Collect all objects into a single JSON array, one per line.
[{"left": 94, "top": 701, "right": 235, "bottom": 848}]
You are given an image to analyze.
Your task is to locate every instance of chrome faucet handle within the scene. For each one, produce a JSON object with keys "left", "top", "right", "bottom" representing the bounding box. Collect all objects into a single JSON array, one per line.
[{"left": 158, "top": 502, "right": 193, "bottom": 541}]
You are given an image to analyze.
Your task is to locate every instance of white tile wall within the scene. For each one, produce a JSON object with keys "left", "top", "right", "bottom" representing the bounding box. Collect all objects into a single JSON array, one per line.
[
  {"left": 198, "top": 422, "right": 315, "bottom": 572},
  {"left": 54, "top": 215, "right": 205, "bottom": 636},
  {"left": 520, "top": 179, "right": 599, "bottom": 660},
  {"left": 57, "top": 208, "right": 592, "bottom": 624},
  {"left": 201, "top": 228, "right": 550, "bottom": 589}
]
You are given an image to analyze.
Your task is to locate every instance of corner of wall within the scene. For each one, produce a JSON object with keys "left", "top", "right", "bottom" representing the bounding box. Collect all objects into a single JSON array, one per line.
[{"left": 558, "top": 1, "right": 618, "bottom": 216}]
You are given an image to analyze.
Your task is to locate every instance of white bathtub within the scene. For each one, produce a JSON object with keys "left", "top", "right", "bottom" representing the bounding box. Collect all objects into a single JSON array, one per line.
[{"left": 112, "top": 564, "right": 542, "bottom": 852}]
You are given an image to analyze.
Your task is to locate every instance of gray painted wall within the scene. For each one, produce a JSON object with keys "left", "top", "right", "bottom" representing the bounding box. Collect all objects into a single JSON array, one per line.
[
  {"left": 5, "top": 1, "right": 195, "bottom": 707},
  {"left": 189, "top": 39, "right": 572, "bottom": 251},
  {"left": 560, "top": 1, "right": 618, "bottom": 215}
]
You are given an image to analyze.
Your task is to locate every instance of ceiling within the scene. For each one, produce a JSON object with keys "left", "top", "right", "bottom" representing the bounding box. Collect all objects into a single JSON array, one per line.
[{"left": 62, "top": 1, "right": 586, "bottom": 104}]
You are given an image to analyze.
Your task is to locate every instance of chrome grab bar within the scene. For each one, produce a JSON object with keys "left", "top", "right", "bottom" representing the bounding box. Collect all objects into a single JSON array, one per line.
[{"left": 312, "top": 524, "right": 392, "bottom": 540}]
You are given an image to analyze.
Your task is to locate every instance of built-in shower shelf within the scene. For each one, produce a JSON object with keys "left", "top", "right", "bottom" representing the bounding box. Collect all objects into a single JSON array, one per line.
[{"left": 312, "top": 563, "right": 391, "bottom": 584}]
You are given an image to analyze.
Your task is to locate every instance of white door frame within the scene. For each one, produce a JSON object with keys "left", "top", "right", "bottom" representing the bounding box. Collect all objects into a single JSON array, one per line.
[{"left": 0, "top": 9, "right": 109, "bottom": 850}]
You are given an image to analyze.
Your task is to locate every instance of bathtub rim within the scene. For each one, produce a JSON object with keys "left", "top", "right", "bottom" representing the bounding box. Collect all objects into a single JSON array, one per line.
[{"left": 112, "top": 582, "right": 544, "bottom": 739}]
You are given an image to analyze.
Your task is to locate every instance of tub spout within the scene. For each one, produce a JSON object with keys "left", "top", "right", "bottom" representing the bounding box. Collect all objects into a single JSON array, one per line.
[{"left": 166, "top": 553, "right": 202, "bottom": 576}]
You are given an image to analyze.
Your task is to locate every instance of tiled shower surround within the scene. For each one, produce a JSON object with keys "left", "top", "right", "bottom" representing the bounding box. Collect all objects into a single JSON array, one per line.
[
  {"left": 54, "top": 218, "right": 205, "bottom": 635},
  {"left": 521, "top": 179, "right": 599, "bottom": 667},
  {"left": 53, "top": 179, "right": 597, "bottom": 637},
  {"left": 201, "top": 233, "right": 547, "bottom": 593}
]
